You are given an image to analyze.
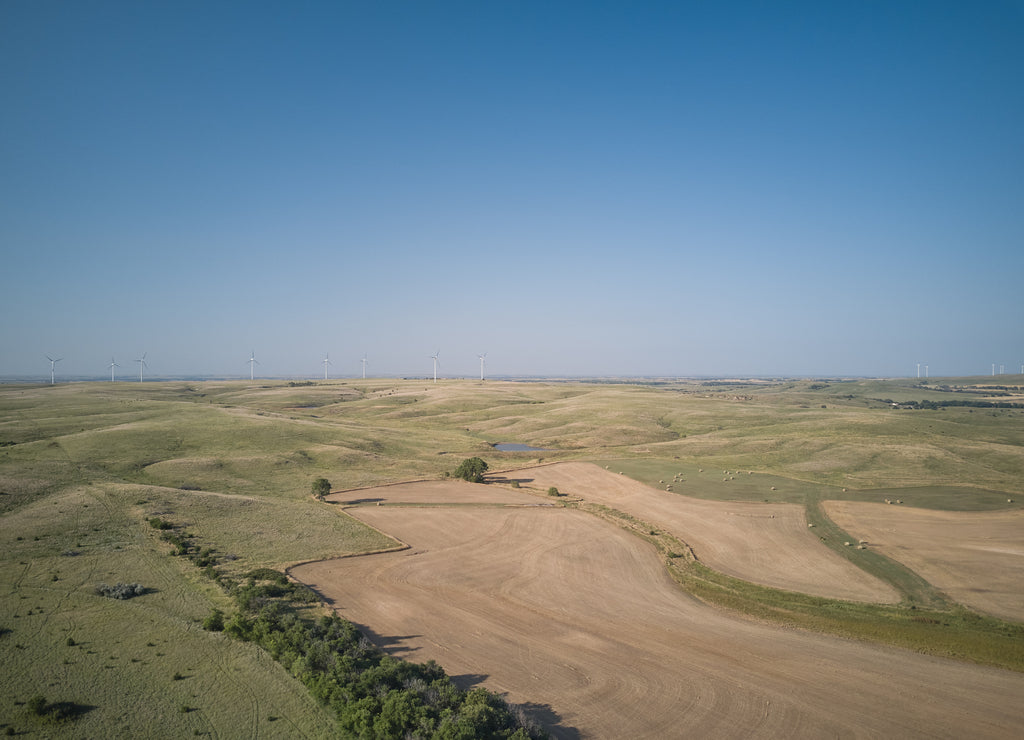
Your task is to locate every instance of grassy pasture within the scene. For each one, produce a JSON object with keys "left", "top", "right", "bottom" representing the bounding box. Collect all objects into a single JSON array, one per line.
[{"left": 2, "top": 376, "right": 1023, "bottom": 735}]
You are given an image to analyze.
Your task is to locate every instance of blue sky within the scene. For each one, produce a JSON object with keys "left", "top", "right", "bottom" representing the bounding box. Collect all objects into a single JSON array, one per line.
[{"left": 2, "top": 1, "right": 1022, "bottom": 379}]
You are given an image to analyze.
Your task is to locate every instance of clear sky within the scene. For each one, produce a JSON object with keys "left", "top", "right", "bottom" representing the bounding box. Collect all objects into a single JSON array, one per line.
[{"left": 2, "top": 1, "right": 1022, "bottom": 380}]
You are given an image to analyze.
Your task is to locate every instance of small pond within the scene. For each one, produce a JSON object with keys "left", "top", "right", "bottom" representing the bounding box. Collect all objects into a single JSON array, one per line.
[{"left": 493, "top": 442, "right": 549, "bottom": 452}]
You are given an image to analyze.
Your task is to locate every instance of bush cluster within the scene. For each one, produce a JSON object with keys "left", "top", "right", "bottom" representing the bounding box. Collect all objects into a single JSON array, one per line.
[
  {"left": 145, "top": 520, "right": 545, "bottom": 737},
  {"left": 95, "top": 583, "right": 146, "bottom": 600},
  {"left": 225, "top": 604, "right": 541, "bottom": 739},
  {"left": 452, "top": 457, "right": 489, "bottom": 484}
]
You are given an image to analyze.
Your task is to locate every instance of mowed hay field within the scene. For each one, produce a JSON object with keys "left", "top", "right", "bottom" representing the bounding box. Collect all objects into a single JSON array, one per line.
[
  {"left": 296, "top": 479, "right": 1024, "bottom": 739},
  {"left": 2, "top": 376, "right": 1024, "bottom": 737},
  {"left": 824, "top": 501, "right": 1024, "bottom": 621}
]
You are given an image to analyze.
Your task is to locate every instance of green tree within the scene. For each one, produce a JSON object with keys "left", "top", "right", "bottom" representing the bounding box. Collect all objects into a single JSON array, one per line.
[
  {"left": 311, "top": 477, "right": 331, "bottom": 501},
  {"left": 452, "top": 457, "right": 488, "bottom": 483}
]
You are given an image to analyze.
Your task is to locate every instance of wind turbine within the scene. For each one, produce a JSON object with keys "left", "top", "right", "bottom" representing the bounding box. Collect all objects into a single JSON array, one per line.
[
  {"left": 248, "top": 351, "right": 259, "bottom": 380},
  {"left": 916, "top": 362, "right": 921, "bottom": 379},
  {"left": 478, "top": 352, "right": 487, "bottom": 381},
  {"left": 45, "top": 355, "right": 62, "bottom": 384},
  {"left": 431, "top": 351, "right": 440, "bottom": 383},
  {"left": 322, "top": 353, "right": 332, "bottom": 380},
  {"left": 361, "top": 355, "right": 368, "bottom": 379},
  {"left": 135, "top": 353, "right": 148, "bottom": 382},
  {"left": 109, "top": 356, "right": 120, "bottom": 382}
]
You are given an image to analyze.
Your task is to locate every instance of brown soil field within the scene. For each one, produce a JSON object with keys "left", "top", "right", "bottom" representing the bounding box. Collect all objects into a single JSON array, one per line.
[
  {"left": 508, "top": 462, "right": 897, "bottom": 603},
  {"left": 292, "top": 500, "right": 1024, "bottom": 739},
  {"left": 824, "top": 501, "right": 1024, "bottom": 621}
]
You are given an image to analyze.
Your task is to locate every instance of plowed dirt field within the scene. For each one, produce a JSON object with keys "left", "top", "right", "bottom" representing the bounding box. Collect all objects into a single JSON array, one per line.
[
  {"left": 825, "top": 500, "right": 1024, "bottom": 621},
  {"left": 293, "top": 466, "right": 1024, "bottom": 738},
  {"left": 513, "top": 462, "right": 897, "bottom": 602}
]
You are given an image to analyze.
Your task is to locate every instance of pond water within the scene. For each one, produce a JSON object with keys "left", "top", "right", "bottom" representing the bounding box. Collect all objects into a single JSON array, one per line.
[{"left": 493, "top": 443, "right": 548, "bottom": 452}]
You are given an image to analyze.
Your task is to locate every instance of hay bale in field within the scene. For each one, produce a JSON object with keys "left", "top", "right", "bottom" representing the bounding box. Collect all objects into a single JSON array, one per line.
[{"left": 770, "top": 486, "right": 776, "bottom": 491}]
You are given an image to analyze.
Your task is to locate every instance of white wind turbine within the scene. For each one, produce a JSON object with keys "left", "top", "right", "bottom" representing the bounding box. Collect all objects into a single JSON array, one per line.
[
  {"left": 45, "top": 354, "right": 62, "bottom": 384},
  {"left": 109, "top": 356, "right": 120, "bottom": 382},
  {"left": 361, "top": 355, "right": 368, "bottom": 379},
  {"left": 431, "top": 351, "right": 440, "bottom": 383},
  {"left": 135, "top": 353, "right": 148, "bottom": 382},
  {"left": 478, "top": 352, "right": 487, "bottom": 381},
  {"left": 322, "top": 353, "right": 332, "bottom": 380},
  {"left": 248, "top": 351, "right": 259, "bottom": 380}
]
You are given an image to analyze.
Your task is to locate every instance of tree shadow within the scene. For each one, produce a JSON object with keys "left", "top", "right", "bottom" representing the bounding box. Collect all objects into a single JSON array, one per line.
[
  {"left": 487, "top": 475, "right": 536, "bottom": 485},
  {"left": 338, "top": 497, "right": 385, "bottom": 505},
  {"left": 45, "top": 701, "right": 98, "bottom": 721},
  {"left": 448, "top": 675, "right": 580, "bottom": 739},
  {"left": 352, "top": 628, "right": 581, "bottom": 738},
  {"left": 513, "top": 701, "right": 581, "bottom": 740},
  {"left": 354, "top": 623, "right": 423, "bottom": 657}
]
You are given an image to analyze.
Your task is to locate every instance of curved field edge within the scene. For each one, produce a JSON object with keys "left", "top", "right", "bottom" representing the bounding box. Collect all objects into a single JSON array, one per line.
[{"left": 573, "top": 499, "right": 1024, "bottom": 673}]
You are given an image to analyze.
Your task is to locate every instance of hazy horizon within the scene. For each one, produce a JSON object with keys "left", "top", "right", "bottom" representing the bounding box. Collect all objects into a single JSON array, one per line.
[{"left": 2, "top": 2, "right": 1021, "bottom": 379}]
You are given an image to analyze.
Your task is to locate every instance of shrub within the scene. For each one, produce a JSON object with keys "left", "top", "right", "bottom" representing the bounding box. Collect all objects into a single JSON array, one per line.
[
  {"left": 452, "top": 457, "right": 489, "bottom": 483},
  {"left": 311, "top": 478, "right": 331, "bottom": 500},
  {"left": 148, "top": 517, "right": 173, "bottom": 530},
  {"left": 203, "top": 609, "right": 225, "bottom": 632},
  {"left": 95, "top": 583, "right": 147, "bottom": 600},
  {"left": 547, "top": 487, "right": 561, "bottom": 497},
  {"left": 26, "top": 695, "right": 47, "bottom": 716}
]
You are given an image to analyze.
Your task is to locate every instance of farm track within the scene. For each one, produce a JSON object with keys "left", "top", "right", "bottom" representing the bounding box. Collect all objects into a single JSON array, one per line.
[{"left": 293, "top": 469, "right": 1024, "bottom": 739}]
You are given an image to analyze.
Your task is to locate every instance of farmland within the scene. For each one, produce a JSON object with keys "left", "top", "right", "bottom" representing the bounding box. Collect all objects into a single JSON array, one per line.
[{"left": 2, "top": 376, "right": 1023, "bottom": 737}]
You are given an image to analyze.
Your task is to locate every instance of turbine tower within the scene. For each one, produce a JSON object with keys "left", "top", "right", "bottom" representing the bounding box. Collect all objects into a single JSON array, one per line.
[
  {"left": 361, "top": 355, "right": 368, "bottom": 379},
  {"left": 109, "top": 357, "right": 120, "bottom": 382},
  {"left": 45, "top": 355, "right": 62, "bottom": 384},
  {"left": 431, "top": 351, "right": 440, "bottom": 383},
  {"left": 322, "top": 353, "right": 332, "bottom": 380},
  {"left": 135, "top": 353, "right": 148, "bottom": 382},
  {"left": 916, "top": 362, "right": 920, "bottom": 379},
  {"left": 248, "top": 351, "right": 259, "bottom": 380},
  {"left": 478, "top": 352, "right": 487, "bottom": 381}
]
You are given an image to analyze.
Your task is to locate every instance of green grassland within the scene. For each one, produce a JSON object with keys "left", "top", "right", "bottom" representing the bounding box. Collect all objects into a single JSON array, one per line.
[{"left": 2, "top": 376, "right": 1023, "bottom": 735}]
